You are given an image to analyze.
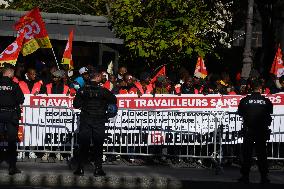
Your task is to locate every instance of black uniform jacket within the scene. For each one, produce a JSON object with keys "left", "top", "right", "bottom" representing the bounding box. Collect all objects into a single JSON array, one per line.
[
  {"left": 0, "top": 76, "right": 25, "bottom": 109},
  {"left": 238, "top": 92, "right": 273, "bottom": 130},
  {"left": 73, "top": 82, "right": 117, "bottom": 120}
]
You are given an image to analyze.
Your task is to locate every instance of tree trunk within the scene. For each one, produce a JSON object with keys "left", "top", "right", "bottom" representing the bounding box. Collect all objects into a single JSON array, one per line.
[{"left": 241, "top": 0, "right": 254, "bottom": 80}]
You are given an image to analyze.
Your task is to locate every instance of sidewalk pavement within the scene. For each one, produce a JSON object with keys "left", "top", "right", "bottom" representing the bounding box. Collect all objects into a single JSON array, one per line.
[{"left": 0, "top": 161, "right": 283, "bottom": 189}]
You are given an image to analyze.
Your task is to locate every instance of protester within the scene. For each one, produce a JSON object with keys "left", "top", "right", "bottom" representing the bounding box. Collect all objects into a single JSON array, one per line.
[
  {"left": 18, "top": 68, "right": 44, "bottom": 95},
  {"left": 72, "top": 67, "right": 90, "bottom": 91},
  {"left": 103, "top": 74, "right": 118, "bottom": 93},
  {"left": 45, "top": 70, "right": 70, "bottom": 94},
  {"left": 117, "top": 66, "right": 127, "bottom": 82},
  {"left": 134, "top": 72, "right": 153, "bottom": 95}
]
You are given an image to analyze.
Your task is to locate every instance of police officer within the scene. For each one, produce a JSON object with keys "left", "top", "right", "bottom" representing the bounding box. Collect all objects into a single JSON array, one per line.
[
  {"left": 237, "top": 80, "right": 273, "bottom": 184},
  {"left": 73, "top": 71, "right": 117, "bottom": 176},
  {"left": 0, "top": 67, "right": 25, "bottom": 175}
]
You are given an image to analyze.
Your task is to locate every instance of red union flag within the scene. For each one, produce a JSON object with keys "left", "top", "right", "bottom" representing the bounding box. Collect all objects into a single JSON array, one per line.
[
  {"left": 270, "top": 45, "right": 284, "bottom": 78},
  {"left": 150, "top": 65, "right": 166, "bottom": 84},
  {"left": 194, "top": 56, "right": 208, "bottom": 79},
  {"left": 0, "top": 32, "right": 25, "bottom": 67},
  {"left": 14, "top": 7, "right": 52, "bottom": 56},
  {"left": 61, "top": 30, "right": 74, "bottom": 70}
]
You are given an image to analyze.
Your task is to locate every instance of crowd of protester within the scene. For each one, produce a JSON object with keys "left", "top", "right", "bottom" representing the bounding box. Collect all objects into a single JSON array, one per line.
[{"left": 1, "top": 62, "right": 284, "bottom": 96}]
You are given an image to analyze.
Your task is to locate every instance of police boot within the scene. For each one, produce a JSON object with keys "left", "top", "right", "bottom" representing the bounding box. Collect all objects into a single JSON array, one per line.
[
  {"left": 73, "top": 166, "right": 84, "bottom": 176},
  {"left": 260, "top": 175, "right": 270, "bottom": 184},
  {"left": 237, "top": 175, "right": 249, "bottom": 184},
  {"left": 94, "top": 165, "right": 106, "bottom": 177},
  {"left": 8, "top": 166, "right": 21, "bottom": 175}
]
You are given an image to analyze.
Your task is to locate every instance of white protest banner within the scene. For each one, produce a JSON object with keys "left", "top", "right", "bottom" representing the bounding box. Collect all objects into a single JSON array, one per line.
[{"left": 19, "top": 94, "right": 284, "bottom": 146}]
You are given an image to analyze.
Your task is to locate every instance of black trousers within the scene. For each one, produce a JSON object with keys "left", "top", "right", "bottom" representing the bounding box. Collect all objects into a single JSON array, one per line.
[
  {"left": 240, "top": 129, "right": 268, "bottom": 177},
  {"left": 77, "top": 116, "right": 105, "bottom": 168},
  {"left": 0, "top": 111, "right": 18, "bottom": 168}
]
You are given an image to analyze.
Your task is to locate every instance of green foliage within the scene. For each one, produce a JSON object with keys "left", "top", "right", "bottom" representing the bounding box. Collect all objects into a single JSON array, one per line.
[
  {"left": 4, "top": 0, "right": 108, "bottom": 15},
  {"left": 110, "top": 0, "right": 216, "bottom": 66},
  {"left": 3, "top": 0, "right": 235, "bottom": 68}
]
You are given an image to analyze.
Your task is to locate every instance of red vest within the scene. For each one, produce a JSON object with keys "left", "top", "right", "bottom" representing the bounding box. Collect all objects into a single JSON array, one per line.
[
  {"left": 264, "top": 88, "right": 270, "bottom": 94},
  {"left": 46, "top": 83, "right": 69, "bottom": 94},
  {"left": 103, "top": 81, "right": 114, "bottom": 91},
  {"left": 228, "top": 91, "right": 237, "bottom": 95},
  {"left": 13, "top": 77, "right": 19, "bottom": 84},
  {"left": 174, "top": 84, "right": 181, "bottom": 94},
  {"left": 19, "top": 80, "right": 43, "bottom": 94},
  {"left": 118, "top": 87, "right": 138, "bottom": 94},
  {"left": 135, "top": 82, "right": 153, "bottom": 94},
  {"left": 128, "top": 87, "right": 138, "bottom": 94},
  {"left": 119, "top": 89, "right": 128, "bottom": 94}
]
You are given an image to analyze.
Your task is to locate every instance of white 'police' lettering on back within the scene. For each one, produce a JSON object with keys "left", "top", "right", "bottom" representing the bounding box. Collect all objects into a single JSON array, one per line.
[
  {"left": 0, "top": 86, "right": 13, "bottom": 90},
  {"left": 248, "top": 99, "right": 266, "bottom": 105}
]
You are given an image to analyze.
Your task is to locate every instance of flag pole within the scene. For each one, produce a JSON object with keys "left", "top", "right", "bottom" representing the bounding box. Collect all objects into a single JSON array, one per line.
[{"left": 51, "top": 47, "right": 60, "bottom": 70}]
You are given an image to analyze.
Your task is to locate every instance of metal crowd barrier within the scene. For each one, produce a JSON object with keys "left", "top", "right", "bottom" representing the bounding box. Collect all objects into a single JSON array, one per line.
[
  {"left": 6, "top": 105, "right": 283, "bottom": 166},
  {"left": 220, "top": 112, "right": 284, "bottom": 162},
  {"left": 16, "top": 105, "right": 76, "bottom": 159},
  {"left": 103, "top": 109, "right": 221, "bottom": 164},
  {"left": 9, "top": 106, "right": 224, "bottom": 164}
]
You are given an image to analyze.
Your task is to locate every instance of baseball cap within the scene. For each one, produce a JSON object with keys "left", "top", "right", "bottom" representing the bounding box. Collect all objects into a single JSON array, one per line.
[
  {"left": 79, "top": 67, "right": 88, "bottom": 75},
  {"left": 52, "top": 70, "right": 65, "bottom": 78}
]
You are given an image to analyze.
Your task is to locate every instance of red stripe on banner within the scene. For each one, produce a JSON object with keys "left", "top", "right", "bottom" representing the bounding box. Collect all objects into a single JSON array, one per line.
[
  {"left": 117, "top": 94, "right": 284, "bottom": 109},
  {"left": 26, "top": 94, "right": 284, "bottom": 109}
]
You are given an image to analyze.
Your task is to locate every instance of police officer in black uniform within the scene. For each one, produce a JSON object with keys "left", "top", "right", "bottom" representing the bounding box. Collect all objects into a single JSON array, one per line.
[
  {"left": 73, "top": 71, "right": 117, "bottom": 176},
  {"left": 237, "top": 80, "right": 273, "bottom": 184},
  {"left": 0, "top": 67, "right": 25, "bottom": 175}
]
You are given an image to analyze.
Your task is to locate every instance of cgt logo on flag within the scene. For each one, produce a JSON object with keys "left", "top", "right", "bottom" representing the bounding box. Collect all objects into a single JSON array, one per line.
[
  {"left": 0, "top": 32, "right": 25, "bottom": 67},
  {"left": 14, "top": 7, "right": 52, "bottom": 56},
  {"left": 151, "top": 132, "right": 164, "bottom": 145}
]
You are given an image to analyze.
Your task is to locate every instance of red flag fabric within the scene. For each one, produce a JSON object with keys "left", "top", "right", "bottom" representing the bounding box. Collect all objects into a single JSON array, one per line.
[
  {"left": 14, "top": 7, "right": 52, "bottom": 56},
  {"left": 194, "top": 56, "right": 207, "bottom": 79},
  {"left": 0, "top": 32, "right": 25, "bottom": 67},
  {"left": 270, "top": 46, "right": 284, "bottom": 78},
  {"left": 150, "top": 65, "right": 166, "bottom": 84},
  {"left": 61, "top": 30, "right": 74, "bottom": 70}
]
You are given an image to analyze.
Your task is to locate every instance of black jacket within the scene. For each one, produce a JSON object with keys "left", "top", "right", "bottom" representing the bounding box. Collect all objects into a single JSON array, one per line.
[
  {"left": 0, "top": 76, "right": 25, "bottom": 109},
  {"left": 73, "top": 82, "right": 117, "bottom": 119},
  {"left": 238, "top": 92, "right": 273, "bottom": 130}
]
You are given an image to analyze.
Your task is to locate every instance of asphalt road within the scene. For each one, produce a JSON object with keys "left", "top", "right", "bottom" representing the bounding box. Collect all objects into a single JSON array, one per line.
[{"left": 0, "top": 160, "right": 283, "bottom": 189}]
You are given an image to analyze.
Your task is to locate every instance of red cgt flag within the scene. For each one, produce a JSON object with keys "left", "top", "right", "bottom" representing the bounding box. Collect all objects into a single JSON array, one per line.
[
  {"left": 150, "top": 65, "right": 166, "bottom": 84},
  {"left": 61, "top": 30, "right": 74, "bottom": 70},
  {"left": 14, "top": 7, "right": 52, "bottom": 56},
  {"left": 194, "top": 56, "right": 207, "bottom": 79},
  {"left": 0, "top": 32, "right": 25, "bottom": 67},
  {"left": 270, "top": 45, "right": 284, "bottom": 78}
]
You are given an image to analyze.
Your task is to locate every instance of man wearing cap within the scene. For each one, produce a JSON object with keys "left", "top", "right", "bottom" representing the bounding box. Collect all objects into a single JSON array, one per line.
[
  {"left": 72, "top": 67, "right": 90, "bottom": 91},
  {"left": 45, "top": 70, "right": 70, "bottom": 94},
  {"left": 73, "top": 71, "right": 117, "bottom": 177}
]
